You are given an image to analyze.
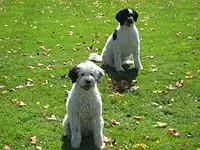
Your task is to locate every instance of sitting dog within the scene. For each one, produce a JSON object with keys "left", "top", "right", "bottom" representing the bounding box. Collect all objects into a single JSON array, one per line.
[
  {"left": 89, "top": 8, "right": 143, "bottom": 72},
  {"left": 62, "top": 61, "right": 105, "bottom": 149}
]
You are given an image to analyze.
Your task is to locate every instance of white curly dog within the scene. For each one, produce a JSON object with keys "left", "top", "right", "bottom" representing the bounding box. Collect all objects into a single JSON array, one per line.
[{"left": 62, "top": 61, "right": 105, "bottom": 149}]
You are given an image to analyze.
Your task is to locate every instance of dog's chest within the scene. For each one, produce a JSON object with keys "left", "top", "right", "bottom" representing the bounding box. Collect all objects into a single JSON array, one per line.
[{"left": 77, "top": 95, "right": 100, "bottom": 119}]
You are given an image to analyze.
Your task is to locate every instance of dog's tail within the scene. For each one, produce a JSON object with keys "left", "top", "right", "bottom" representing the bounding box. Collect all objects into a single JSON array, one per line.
[{"left": 88, "top": 53, "right": 102, "bottom": 62}]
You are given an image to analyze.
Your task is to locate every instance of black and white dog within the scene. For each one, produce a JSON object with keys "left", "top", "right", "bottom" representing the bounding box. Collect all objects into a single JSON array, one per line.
[{"left": 89, "top": 8, "right": 143, "bottom": 72}]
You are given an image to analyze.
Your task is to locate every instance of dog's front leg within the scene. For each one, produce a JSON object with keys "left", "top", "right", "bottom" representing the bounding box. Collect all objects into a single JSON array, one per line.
[
  {"left": 133, "top": 44, "right": 143, "bottom": 70},
  {"left": 92, "top": 116, "right": 104, "bottom": 148},
  {"left": 70, "top": 117, "right": 81, "bottom": 149},
  {"left": 114, "top": 44, "right": 124, "bottom": 72}
]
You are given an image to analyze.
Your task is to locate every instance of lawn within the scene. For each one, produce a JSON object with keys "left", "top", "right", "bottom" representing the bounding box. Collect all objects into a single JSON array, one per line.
[{"left": 0, "top": 0, "right": 199, "bottom": 149}]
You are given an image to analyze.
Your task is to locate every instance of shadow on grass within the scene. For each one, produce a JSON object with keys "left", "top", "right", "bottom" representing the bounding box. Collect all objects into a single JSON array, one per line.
[
  {"left": 62, "top": 135, "right": 100, "bottom": 150},
  {"left": 101, "top": 64, "right": 138, "bottom": 93}
]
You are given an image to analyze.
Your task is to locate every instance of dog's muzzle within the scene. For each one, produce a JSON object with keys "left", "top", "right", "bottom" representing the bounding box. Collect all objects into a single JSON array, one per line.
[
  {"left": 81, "top": 80, "right": 92, "bottom": 90},
  {"left": 126, "top": 18, "right": 133, "bottom": 26}
]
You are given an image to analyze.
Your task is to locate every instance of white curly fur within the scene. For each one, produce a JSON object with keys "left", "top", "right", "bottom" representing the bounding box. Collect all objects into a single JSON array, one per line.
[{"left": 62, "top": 61, "right": 105, "bottom": 149}]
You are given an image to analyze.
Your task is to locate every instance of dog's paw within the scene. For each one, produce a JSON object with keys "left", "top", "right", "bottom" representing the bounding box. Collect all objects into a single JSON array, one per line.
[{"left": 71, "top": 136, "right": 81, "bottom": 149}]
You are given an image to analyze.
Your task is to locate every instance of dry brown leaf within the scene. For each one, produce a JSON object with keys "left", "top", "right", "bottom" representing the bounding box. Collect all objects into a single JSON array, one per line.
[
  {"left": 175, "top": 80, "right": 184, "bottom": 87},
  {"left": 37, "top": 63, "right": 44, "bottom": 67},
  {"left": 39, "top": 45, "right": 49, "bottom": 51},
  {"left": 46, "top": 114, "right": 57, "bottom": 121},
  {"left": 68, "top": 31, "right": 73, "bottom": 36},
  {"left": 36, "top": 146, "right": 42, "bottom": 150},
  {"left": 103, "top": 136, "right": 117, "bottom": 147},
  {"left": 134, "top": 115, "right": 144, "bottom": 120},
  {"left": 111, "top": 119, "right": 120, "bottom": 126},
  {"left": 185, "top": 72, "right": 193, "bottom": 79},
  {"left": 28, "top": 66, "right": 35, "bottom": 70},
  {"left": 30, "top": 136, "right": 37, "bottom": 145},
  {"left": 154, "top": 122, "right": 167, "bottom": 128},
  {"left": 165, "top": 84, "right": 176, "bottom": 90},
  {"left": 4, "top": 145, "right": 10, "bottom": 150},
  {"left": 12, "top": 99, "right": 26, "bottom": 106},
  {"left": 15, "top": 85, "right": 24, "bottom": 89},
  {"left": 132, "top": 143, "right": 148, "bottom": 150},
  {"left": 168, "top": 128, "right": 180, "bottom": 137},
  {"left": 43, "top": 104, "right": 49, "bottom": 109}
]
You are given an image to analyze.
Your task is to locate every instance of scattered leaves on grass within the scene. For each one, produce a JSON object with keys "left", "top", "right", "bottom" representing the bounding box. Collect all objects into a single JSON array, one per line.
[
  {"left": 168, "top": 128, "right": 180, "bottom": 137},
  {"left": 12, "top": 99, "right": 27, "bottom": 106},
  {"left": 15, "top": 85, "right": 24, "bottom": 89},
  {"left": 165, "top": 84, "right": 176, "bottom": 90},
  {"left": 67, "top": 31, "right": 73, "bottom": 36},
  {"left": 37, "top": 63, "right": 44, "bottom": 67},
  {"left": 103, "top": 136, "right": 117, "bottom": 148},
  {"left": 43, "top": 104, "right": 49, "bottom": 109},
  {"left": 134, "top": 115, "right": 144, "bottom": 120},
  {"left": 1, "top": 90, "right": 9, "bottom": 94},
  {"left": 46, "top": 114, "right": 57, "bottom": 121},
  {"left": 153, "top": 122, "right": 168, "bottom": 128},
  {"left": 147, "top": 55, "right": 155, "bottom": 59},
  {"left": 29, "top": 66, "right": 35, "bottom": 70},
  {"left": 4, "top": 145, "right": 10, "bottom": 150},
  {"left": 185, "top": 72, "right": 193, "bottom": 79},
  {"left": 175, "top": 80, "right": 184, "bottom": 87},
  {"left": 36, "top": 146, "right": 42, "bottom": 150},
  {"left": 110, "top": 119, "right": 120, "bottom": 126},
  {"left": 132, "top": 143, "right": 148, "bottom": 150},
  {"left": 39, "top": 45, "right": 50, "bottom": 51},
  {"left": 30, "top": 136, "right": 37, "bottom": 145}
]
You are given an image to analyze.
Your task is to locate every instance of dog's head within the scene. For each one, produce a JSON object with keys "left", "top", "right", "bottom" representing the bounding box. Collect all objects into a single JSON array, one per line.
[
  {"left": 68, "top": 61, "right": 104, "bottom": 90},
  {"left": 115, "top": 8, "right": 138, "bottom": 27}
]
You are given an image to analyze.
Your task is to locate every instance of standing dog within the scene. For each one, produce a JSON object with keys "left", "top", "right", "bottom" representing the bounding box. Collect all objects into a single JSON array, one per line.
[
  {"left": 89, "top": 8, "right": 143, "bottom": 72},
  {"left": 62, "top": 61, "right": 105, "bottom": 149}
]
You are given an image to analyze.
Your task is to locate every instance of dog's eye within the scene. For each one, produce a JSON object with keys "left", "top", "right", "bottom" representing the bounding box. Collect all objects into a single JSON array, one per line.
[
  {"left": 90, "top": 73, "right": 94, "bottom": 77},
  {"left": 81, "top": 73, "right": 84, "bottom": 76}
]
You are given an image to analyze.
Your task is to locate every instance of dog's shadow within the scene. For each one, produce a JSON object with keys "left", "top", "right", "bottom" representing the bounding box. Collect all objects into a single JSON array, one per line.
[
  {"left": 101, "top": 64, "right": 139, "bottom": 93},
  {"left": 62, "top": 135, "right": 100, "bottom": 150}
]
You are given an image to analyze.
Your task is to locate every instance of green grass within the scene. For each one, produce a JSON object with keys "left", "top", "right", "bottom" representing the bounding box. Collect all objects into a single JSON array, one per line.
[{"left": 0, "top": 0, "right": 200, "bottom": 149}]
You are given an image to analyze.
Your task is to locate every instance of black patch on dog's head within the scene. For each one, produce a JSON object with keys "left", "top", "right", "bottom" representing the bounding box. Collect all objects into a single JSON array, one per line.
[
  {"left": 68, "top": 66, "right": 79, "bottom": 83},
  {"left": 115, "top": 8, "right": 139, "bottom": 25},
  {"left": 112, "top": 29, "right": 117, "bottom": 40},
  {"left": 132, "top": 9, "right": 138, "bottom": 22}
]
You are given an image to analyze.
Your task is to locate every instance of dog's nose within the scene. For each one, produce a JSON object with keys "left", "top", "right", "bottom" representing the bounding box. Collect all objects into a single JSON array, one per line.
[
  {"left": 85, "top": 80, "right": 91, "bottom": 84},
  {"left": 127, "top": 18, "right": 133, "bottom": 24}
]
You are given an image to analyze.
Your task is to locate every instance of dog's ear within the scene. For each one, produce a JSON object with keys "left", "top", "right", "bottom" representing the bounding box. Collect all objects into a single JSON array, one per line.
[
  {"left": 68, "top": 66, "right": 79, "bottom": 83},
  {"left": 96, "top": 67, "right": 104, "bottom": 83},
  {"left": 132, "top": 9, "right": 138, "bottom": 22},
  {"left": 115, "top": 9, "right": 124, "bottom": 24}
]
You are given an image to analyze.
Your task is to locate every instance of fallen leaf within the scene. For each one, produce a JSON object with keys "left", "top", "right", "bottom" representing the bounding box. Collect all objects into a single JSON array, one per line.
[
  {"left": 15, "top": 85, "right": 24, "bottom": 89},
  {"left": 143, "top": 136, "right": 150, "bottom": 140},
  {"left": 36, "top": 146, "right": 42, "bottom": 150},
  {"left": 39, "top": 45, "right": 49, "bottom": 51},
  {"left": 0, "top": 85, "right": 5, "bottom": 89},
  {"left": 28, "top": 66, "right": 35, "bottom": 70},
  {"left": 46, "top": 114, "right": 57, "bottom": 121},
  {"left": 4, "top": 145, "right": 10, "bottom": 150},
  {"left": 165, "top": 84, "right": 176, "bottom": 90},
  {"left": 43, "top": 104, "right": 49, "bottom": 109},
  {"left": 175, "top": 80, "right": 184, "bottom": 87},
  {"left": 111, "top": 119, "right": 120, "bottom": 126},
  {"left": 154, "top": 122, "right": 167, "bottom": 128},
  {"left": 168, "top": 128, "right": 180, "bottom": 137},
  {"left": 147, "top": 56, "right": 155, "bottom": 59},
  {"left": 12, "top": 99, "right": 26, "bottom": 106},
  {"left": 149, "top": 68, "right": 158, "bottom": 72},
  {"left": 37, "top": 63, "right": 44, "bottom": 67},
  {"left": 68, "top": 31, "right": 73, "bottom": 36},
  {"left": 2, "top": 90, "right": 8, "bottom": 94},
  {"left": 30, "top": 136, "right": 37, "bottom": 145},
  {"left": 132, "top": 143, "right": 148, "bottom": 149},
  {"left": 134, "top": 116, "right": 144, "bottom": 120},
  {"left": 185, "top": 72, "right": 192, "bottom": 79}
]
